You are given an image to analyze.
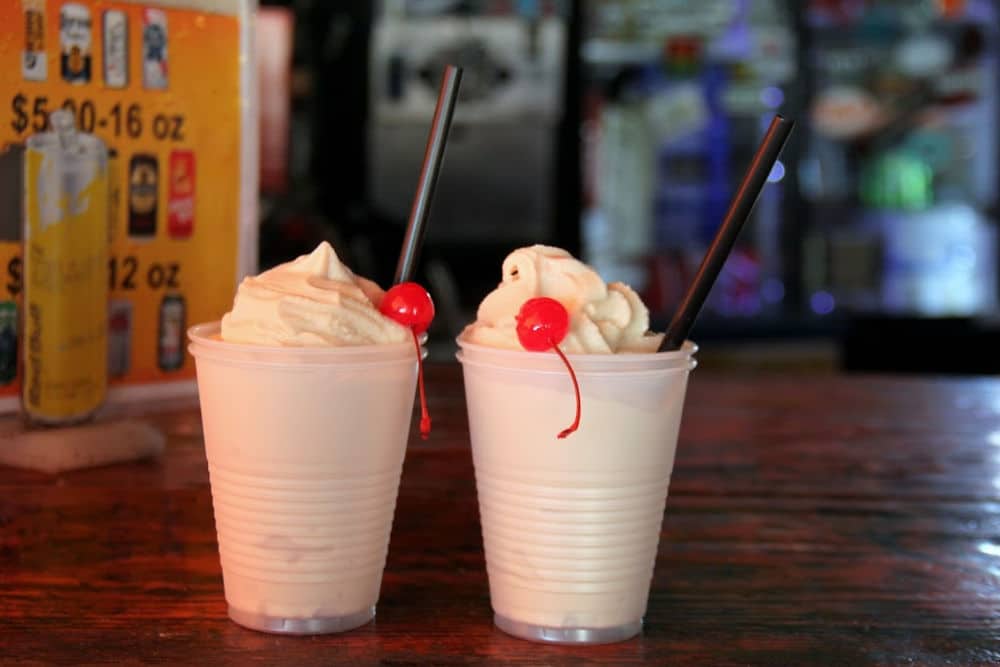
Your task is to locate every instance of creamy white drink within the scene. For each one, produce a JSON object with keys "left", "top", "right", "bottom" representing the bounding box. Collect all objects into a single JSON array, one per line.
[
  {"left": 458, "top": 245, "right": 696, "bottom": 644},
  {"left": 189, "top": 242, "right": 420, "bottom": 634}
]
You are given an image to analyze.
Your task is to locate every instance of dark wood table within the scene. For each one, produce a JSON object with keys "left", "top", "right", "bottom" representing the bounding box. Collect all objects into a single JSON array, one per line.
[{"left": 3, "top": 366, "right": 1000, "bottom": 665}]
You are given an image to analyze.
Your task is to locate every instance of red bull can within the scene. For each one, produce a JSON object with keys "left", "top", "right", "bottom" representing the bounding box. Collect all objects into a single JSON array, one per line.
[{"left": 22, "top": 109, "right": 109, "bottom": 424}]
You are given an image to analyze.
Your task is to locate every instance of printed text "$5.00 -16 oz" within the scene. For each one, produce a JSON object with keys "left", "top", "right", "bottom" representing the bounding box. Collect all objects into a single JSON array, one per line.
[{"left": 10, "top": 93, "right": 185, "bottom": 142}]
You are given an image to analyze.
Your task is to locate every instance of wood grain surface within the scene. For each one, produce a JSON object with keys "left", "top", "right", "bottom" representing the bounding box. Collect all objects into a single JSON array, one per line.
[{"left": 2, "top": 365, "right": 1000, "bottom": 665}]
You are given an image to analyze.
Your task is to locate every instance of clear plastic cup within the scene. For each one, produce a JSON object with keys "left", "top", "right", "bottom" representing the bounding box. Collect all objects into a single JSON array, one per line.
[
  {"left": 456, "top": 336, "right": 697, "bottom": 644},
  {"left": 188, "top": 322, "right": 421, "bottom": 634}
]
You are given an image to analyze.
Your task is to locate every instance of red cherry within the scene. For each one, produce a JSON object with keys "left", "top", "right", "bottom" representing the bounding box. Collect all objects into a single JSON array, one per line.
[
  {"left": 516, "top": 297, "right": 569, "bottom": 352},
  {"left": 515, "top": 297, "right": 580, "bottom": 440},
  {"left": 380, "top": 282, "right": 435, "bottom": 334}
]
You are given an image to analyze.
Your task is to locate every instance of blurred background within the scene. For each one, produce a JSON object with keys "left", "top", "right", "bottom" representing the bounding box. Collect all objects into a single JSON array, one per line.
[{"left": 255, "top": 0, "right": 1000, "bottom": 372}]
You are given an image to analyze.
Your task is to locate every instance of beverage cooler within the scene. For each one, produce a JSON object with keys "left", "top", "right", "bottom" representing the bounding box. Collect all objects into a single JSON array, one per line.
[
  {"left": 801, "top": 0, "right": 998, "bottom": 317},
  {"left": 577, "top": 0, "right": 802, "bottom": 335},
  {"left": 798, "top": 0, "right": 1000, "bottom": 371},
  {"left": 575, "top": 0, "right": 1000, "bottom": 361}
]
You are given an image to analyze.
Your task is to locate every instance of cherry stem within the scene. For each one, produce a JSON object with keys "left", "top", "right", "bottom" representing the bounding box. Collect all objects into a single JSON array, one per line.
[
  {"left": 410, "top": 329, "right": 431, "bottom": 440},
  {"left": 551, "top": 340, "right": 580, "bottom": 439}
]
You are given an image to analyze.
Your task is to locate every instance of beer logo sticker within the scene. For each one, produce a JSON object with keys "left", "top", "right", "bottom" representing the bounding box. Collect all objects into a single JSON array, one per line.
[
  {"left": 128, "top": 153, "right": 158, "bottom": 238},
  {"left": 158, "top": 294, "right": 184, "bottom": 371},
  {"left": 22, "top": 0, "right": 47, "bottom": 82},
  {"left": 142, "top": 8, "right": 168, "bottom": 90},
  {"left": 102, "top": 10, "right": 128, "bottom": 89},
  {"left": 168, "top": 150, "right": 194, "bottom": 238},
  {"left": 60, "top": 2, "right": 92, "bottom": 84},
  {"left": 108, "top": 299, "right": 132, "bottom": 378}
]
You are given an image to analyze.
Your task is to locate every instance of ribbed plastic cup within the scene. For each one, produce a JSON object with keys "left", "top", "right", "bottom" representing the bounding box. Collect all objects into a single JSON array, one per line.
[
  {"left": 188, "top": 322, "right": 421, "bottom": 634},
  {"left": 456, "top": 336, "right": 697, "bottom": 644}
]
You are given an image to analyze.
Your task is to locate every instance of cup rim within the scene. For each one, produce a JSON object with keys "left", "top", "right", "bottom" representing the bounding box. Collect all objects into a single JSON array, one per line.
[
  {"left": 455, "top": 333, "right": 697, "bottom": 374},
  {"left": 188, "top": 321, "right": 423, "bottom": 365},
  {"left": 455, "top": 334, "right": 697, "bottom": 361}
]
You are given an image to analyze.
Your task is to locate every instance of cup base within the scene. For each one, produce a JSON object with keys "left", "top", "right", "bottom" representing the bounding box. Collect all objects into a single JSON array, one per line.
[
  {"left": 228, "top": 605, "right": 375, "bottom": 635},
  {"left": 494, "top": 613, "right": 642, "bottom": 645}
]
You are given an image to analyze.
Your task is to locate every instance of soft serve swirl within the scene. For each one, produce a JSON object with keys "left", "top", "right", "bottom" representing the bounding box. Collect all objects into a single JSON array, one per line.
[
  {"left": 221, "top": 242, "right": 409, "bottom": 346},
  {"left": 462, "top": 245, "right": 663, "bottom": 353}
]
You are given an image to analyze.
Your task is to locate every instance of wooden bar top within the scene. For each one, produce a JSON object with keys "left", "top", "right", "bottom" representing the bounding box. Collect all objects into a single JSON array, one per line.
[{"left": 3, "top": 365, "right": 1000, "bottom": 665}]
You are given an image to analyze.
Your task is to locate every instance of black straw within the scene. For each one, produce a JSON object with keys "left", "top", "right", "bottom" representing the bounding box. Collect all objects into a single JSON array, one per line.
[
  {"left": 394, "top": 65, "right": 463, "bottom": 284},
  {"left": 659, "top": 115, "right": 794, "bottom": 352}
]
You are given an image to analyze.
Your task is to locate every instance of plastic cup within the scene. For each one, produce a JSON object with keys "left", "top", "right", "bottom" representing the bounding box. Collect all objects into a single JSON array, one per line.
[
  {"left": 456, "top": 336, "right": 697, "bottom": 644},
  {"left": 188, "top": 322, "right": 421, "bottom": 634}
]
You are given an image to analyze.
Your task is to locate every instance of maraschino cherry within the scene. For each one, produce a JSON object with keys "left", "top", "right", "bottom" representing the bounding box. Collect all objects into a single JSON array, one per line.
[
  {"left": 381, "top": 282, "right": 435, "bottom": 439},
  {"left": 516, "top": 297, "right": 580, "bottom": 439},
  {"left": 381, "top": 282, "right": 435, "bottom": 335}
]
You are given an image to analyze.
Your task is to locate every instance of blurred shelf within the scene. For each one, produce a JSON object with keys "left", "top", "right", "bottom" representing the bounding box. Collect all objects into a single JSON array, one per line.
[
  {"left": 652, "top": 313, "right": 845, "bottom": 342},
  {"left": 581, "top": 39, "right": 661, "bottom": 66}
]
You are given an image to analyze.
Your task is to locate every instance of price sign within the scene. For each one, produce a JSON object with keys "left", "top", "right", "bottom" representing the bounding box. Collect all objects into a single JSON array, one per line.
[
  {"left": 0, "top": 0, "right": 253, "bottom": 408},
  {"left": 10, "top": 95, "right": 187, "bottom": 141}
]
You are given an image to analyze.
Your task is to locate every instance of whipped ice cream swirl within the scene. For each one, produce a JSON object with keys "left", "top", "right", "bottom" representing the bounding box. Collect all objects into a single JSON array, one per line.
[
  {"left": 462, "top": 245, "right": 663, "bottom": 353},
  {"left": 221, "top": 242, "right": 409, "bottom": 346}
]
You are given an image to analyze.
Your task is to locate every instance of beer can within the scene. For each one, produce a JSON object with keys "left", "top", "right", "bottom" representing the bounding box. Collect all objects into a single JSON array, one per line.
[
  {"left": 142, "top": 8, "right": 168, "bottom": 90},
  {"left": 128, "top": 153, "right": 158, "bottom": 238},
  {"left": 158, "top": 293, "right": 185, "bottom": 372},
  {"left": 102, "top": 9, "right": 128, "bottom": 89},
  {"left": 0, "top": 301, "right": 16, "bottom": 386},
  {"left": 22, "top": 109, "right": 109, "bottom": 424},
  {"left": 167, "top": 150, "right": 195, "bottom": 238},
  {"left": 108, "top": 299, "right": 132, "bottom": 378},
  {"left": 60, "top": 3, "right": 92, "bottom": 84},
  {"left": 22, "top": 0, "right": 47, "bottom": 82},
  {"left": 107, "top": 148, "right": 120, "bottom": 243}
]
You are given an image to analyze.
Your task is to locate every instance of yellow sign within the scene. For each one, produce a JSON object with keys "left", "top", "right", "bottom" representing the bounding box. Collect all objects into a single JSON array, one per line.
[{"left": 0, "top": 0, "right": 246, "bottom": 404}]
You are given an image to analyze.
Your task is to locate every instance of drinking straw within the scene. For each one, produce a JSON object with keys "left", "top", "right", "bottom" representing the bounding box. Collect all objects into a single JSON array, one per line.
[
  {"left": 659, "top": 115, "right": 794, "bottom": 352},
  {"left": 394, "top": 65, "right": 463, "bottom": 284}
]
